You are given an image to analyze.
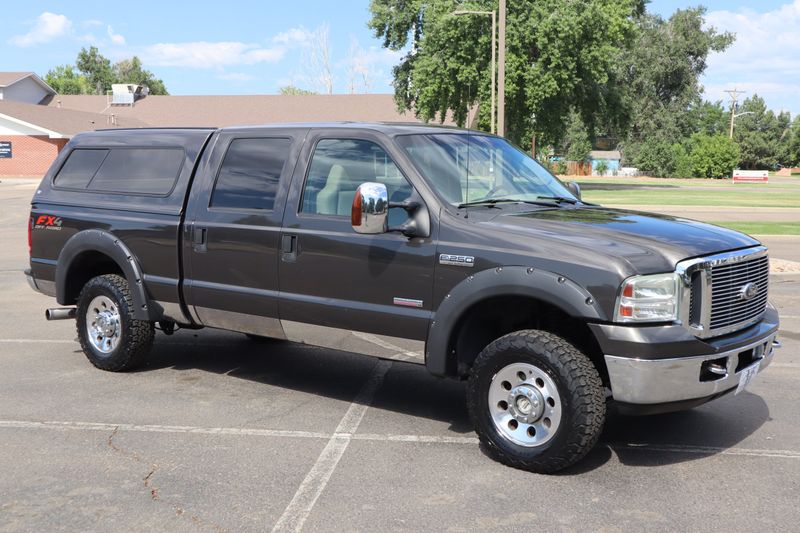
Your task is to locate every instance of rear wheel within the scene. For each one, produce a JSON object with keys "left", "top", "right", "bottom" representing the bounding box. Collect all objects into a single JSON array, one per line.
[
  {"left": 467, "top": 329, "right": 605, "bottom": 473},
  {"left": 76, "top": 274, "right": 154, "bottom": 371}
]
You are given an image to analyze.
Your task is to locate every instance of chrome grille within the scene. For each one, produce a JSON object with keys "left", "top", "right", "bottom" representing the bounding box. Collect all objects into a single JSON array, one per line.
[{"left": 708, "top": 254, "right": 769, "bottom": 333}]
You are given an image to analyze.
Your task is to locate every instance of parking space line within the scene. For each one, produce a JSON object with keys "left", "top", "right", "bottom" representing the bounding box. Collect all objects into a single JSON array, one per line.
[
  {"left": 2, "top": 418, "right": 800, "bottom": 462},
  {"left": 271, "top": 359, "right": 391, "bottom": 533}
]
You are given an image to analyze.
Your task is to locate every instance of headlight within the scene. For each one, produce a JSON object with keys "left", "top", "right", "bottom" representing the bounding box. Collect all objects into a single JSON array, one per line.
[{"left": 614, "top": 273, "right": 680, "bottom": 323}]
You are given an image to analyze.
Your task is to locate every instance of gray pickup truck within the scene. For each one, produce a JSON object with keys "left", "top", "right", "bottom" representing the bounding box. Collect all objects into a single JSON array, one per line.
[{"left": 26, "top": 123, "right": 780, "bottom": 473}]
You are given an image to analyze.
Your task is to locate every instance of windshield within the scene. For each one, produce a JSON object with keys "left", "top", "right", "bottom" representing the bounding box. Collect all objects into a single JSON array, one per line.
[{"left": 395, "top": 133, "right": 576, "bottom": 206}]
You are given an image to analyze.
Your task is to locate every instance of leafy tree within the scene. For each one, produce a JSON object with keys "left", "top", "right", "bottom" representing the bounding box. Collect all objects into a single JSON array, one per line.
[
  {"left": 44, "top": 47, "right": 168, "bottom": 95},
  {"left": 44, "top": 65, "right": 91, "bottom": 95},
  {"left": 687, "top": 133, "right": 739, "bottom": 178},
  {"left": 620, "top": 8, "right": 733, "bottom": 162},
  {"left": 76, "top": 46, "right": 115, "bottom": 94},
  {"left": 594, "top": 159, "right": 610, "bottom": 176},
  {"left": 788, "top": 116, "right": 800, "bottom": 167},
  {"left": 688, "top": 100, "right": 729, "bottom": 136},
  {"left": 279, "top": 85, "right": 316, "bottom": 95},
  {"left": 734, "top": 94, "right": 791, "bottom": 169},
  {"left": 369, "top": 0, "right": 643, "bottom": 147},
  {"left": 562, "top": 112, "right": 592, "bottom": 162},
  {"left": 113, "top": 57, "right": 168, "bottom": 95}
]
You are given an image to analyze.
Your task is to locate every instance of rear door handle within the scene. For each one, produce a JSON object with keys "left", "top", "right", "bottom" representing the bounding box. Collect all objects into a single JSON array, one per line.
[
  {"left": 192, "top": 226, "right": 207, "bottom": 253},
  {"left": 281, "top": 234, "right": 297, "bottom": 262}
]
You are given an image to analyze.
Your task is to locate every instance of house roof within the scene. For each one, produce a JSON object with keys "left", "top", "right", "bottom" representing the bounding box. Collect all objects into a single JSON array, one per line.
[
  {"left": 0, "top": 72, "right": 56, "bottom": 94},
  {"left": 44, "top": 94, "right": 462, "bottom": 128},
  {"left": 0, "top": 100, "right": 149, "bottom": 138}
]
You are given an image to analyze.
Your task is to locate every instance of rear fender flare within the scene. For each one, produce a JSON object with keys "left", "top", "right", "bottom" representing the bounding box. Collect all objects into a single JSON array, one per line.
[
  {"left": 426, "top": 266, "right": 605, "bottom": 376},
  {"left": 56, "top": 230, "right": 152, "bottom": 320}
]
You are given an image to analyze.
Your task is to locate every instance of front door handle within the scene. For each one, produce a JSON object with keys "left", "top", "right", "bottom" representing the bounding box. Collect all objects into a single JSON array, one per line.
[{"left": 192, "top": 226, "right": 207, "bottom": 253}]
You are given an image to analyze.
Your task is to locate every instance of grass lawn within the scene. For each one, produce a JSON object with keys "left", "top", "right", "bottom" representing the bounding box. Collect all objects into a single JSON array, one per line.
[
  {"left": 709, "top": 221, "right": 800, "bottom": 235},
  {"left": 574, "top": 175, "right": 800, "bottom": 208}
]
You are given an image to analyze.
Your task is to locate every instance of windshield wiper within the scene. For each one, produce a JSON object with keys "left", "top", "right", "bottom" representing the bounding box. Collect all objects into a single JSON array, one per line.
[
  {"left": 458, "top": 198, "right": 560, "bottom": 208},
  {"left": 535, "top": 195, "right": 578, "bottom": 204}
]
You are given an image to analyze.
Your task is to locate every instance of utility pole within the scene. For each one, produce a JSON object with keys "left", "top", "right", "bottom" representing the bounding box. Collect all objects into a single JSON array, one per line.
[
  {"left": 498, "top": 0, "right": 506, "bottom": 138},
  {"left": 725, "top": 88, "right": 745, "bottom": 139}
]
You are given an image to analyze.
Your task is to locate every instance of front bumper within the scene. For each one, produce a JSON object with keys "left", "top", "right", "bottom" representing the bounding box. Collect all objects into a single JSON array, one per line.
[{"left": 596, "top": 305, "right": 780, "bottom": 409}]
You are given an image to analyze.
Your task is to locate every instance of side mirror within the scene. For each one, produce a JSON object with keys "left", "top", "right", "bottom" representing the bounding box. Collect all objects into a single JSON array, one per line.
[
  {"left": 351, "top": 182, "right": 388, "bottom": 234},
  {"left": 565, "top": 181, "right": 582, "bottom": 201}
]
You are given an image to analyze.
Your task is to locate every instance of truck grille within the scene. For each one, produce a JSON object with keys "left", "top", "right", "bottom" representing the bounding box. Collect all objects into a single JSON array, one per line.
[{"left": 708, "top": 254, "right": 769, "bottom": 333}]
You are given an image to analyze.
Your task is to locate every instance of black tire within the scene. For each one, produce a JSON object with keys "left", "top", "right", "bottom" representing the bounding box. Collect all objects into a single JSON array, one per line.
[
  {"left": 467, "top": 329, "right": 605, "bottom": 474},
  {"left": 76, "top": 274, "right": 154, "bottom": 371}
]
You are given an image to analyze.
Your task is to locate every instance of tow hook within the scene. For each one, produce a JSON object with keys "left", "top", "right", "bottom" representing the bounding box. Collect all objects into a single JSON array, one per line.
[{"left": 45, "top": 308, "right": 77, "bottom": 321}]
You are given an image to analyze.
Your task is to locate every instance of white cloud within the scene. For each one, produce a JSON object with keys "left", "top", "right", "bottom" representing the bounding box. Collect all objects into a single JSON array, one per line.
[
  {"left": 107, "top": 25, "right": 126, "bottom": 45},
  {"left": 141, "top": 41, "right": 285, "bottom": 68},
  {"left": 703, "top": 1, "right": 800, "bottom": 115},
  {"left": 273, "top": 27, "right": 314, "bottom": 47},
  {"left": 9, "top": 12, "right": 72, "bottom": 47},
  {"left": 83, "top": 19, "right": 104, "bottom": 27}
]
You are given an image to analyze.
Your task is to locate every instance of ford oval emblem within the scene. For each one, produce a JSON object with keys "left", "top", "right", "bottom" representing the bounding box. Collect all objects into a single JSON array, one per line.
[{"left": 739, "top": 282, "right": 759, "bottom": 301}]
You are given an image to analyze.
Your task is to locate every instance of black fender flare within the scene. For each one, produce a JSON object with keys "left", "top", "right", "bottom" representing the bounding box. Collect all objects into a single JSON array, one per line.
[
  {"left": 425, "top": 266, "right": 606, "bottom": 376},
  {"left": 56, "top": 229, "right": 152, "bottom": 320}
]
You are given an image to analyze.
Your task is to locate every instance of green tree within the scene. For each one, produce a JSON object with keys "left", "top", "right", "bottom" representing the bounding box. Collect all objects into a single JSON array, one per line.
[
  {"left": 279, "top": 85, "right": 316, "bottom": 95},
  {"left": 687, "top": 133, "right": 739, "bottom": 178},
  {"left": 369, "top": 0, "right": 643, "bottom": 147},
  {"left": 620, "top": 8, "right": 733, "bottom": 162},
  {"left": 113, "top": 56, "right": 169, "bottom": 95},
  {"left": 44, "top": 65, "right": 91, "bottom": 95},
  {"left": 562, "top": 112, "right": 592, "bottom": 162},
  {"left": 734, "top": 94, "right": 791, "bottom": 169},
  {"left": 76, "top": 46, "right": 115, "bottom": 94},
  {"left": 688, "top": 100, "right": 729, "bottom": 136},
  {"left": 788, "top": 115, "right": 800, "bottom": 167}
]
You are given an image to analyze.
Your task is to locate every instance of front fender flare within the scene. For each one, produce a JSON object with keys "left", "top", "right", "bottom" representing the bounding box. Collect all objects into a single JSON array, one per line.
[
  {"left": 56, "top": 229, "right": 152, "bottom": 320},
  {"left": 426, "top": 266, "right": 606, "bottom": 376}
]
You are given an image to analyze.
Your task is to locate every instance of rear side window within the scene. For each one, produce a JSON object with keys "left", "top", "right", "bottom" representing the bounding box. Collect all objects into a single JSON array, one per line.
[
  {"left": 54, "top": 147, "right": 184, "bottom": 195},
  {"left": 210, "top": 138, "right": 292, "bottom": 210},
  {"left": 53, "top": 149, "right": 109, "bottom": 189}
]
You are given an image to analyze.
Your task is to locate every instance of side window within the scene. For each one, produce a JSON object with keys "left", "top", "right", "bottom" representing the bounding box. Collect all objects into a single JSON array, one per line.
[
  {"left": 210, "top": 138, "right": 292, "bottom": 211},
  {"left": 89, "top": 148, "right": 184, "bottom": 195},
  {"left": 53, "top": 149, "right": 109, "bottom": 189},
  {"left": 301, "top": 139, "right": 412, "bottom": 222}
]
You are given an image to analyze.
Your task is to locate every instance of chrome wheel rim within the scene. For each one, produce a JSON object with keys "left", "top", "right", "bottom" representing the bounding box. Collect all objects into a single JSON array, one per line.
[
  {"left": 86, "top": 295, "right": 121, "bottom": 354},
  {"left": 488, "top": 362, "right": 562, "bottom": 447}
]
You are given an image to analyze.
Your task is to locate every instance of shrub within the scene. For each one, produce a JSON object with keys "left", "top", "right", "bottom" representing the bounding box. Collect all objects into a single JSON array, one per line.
[
  {"left": 594, "top": 160, "right": 609, "bottom": 176},
  {"left": 687, "top": 133, "right": 740, "bottom": 178}
]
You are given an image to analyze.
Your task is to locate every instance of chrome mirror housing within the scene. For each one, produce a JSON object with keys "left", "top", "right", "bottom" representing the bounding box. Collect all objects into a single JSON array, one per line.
[
  {"left": 565, "top": 181, "right": 582, "bottom": 201},
  {"left": 351, "top": 182, "right": 388, "bottom": 234}
]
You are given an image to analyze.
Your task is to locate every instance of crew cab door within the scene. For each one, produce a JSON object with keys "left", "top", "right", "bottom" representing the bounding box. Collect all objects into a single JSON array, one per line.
[
  {"left": 278, "top": 130, "right": 436, "bottom": 361},
  {"left": 182, "top": 128, "right": 305, "bottom": 335}
]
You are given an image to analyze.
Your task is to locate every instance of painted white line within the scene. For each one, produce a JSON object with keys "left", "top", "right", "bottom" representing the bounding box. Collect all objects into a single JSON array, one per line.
[
  {"left": 0, "top": 420, "right": 330, "bottom": 439},
  {"left": 351, "top": 331, "right": 423, "bottom": 361},
  {"left": 1, "top": 419, "right": 798, "bottom": 460},
  {"left": 778, "top": 315, "right": 800, "bottom": 319},
  {"left": 272, "top": 359, "right": 391, "bottom": 533},
  {"left": 0, "top": 339, "right": 75, "bottom": 344},
  {"left": 619, "top": 443, "right": 800, "bottom": 459}
]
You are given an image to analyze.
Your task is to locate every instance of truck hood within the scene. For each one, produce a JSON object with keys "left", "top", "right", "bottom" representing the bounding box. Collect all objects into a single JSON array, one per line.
[{"left": 489, "top": 206, "right": 760, "bottom": 273}]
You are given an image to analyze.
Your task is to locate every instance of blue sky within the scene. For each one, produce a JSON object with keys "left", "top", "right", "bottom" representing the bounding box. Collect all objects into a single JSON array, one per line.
[{"left": 2, "top": 1, "right": 798, "bottom": 116}]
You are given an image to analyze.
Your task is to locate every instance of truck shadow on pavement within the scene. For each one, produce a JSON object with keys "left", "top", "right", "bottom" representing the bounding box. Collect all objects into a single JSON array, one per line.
[{"left": 137, "top": 330, "right": 771, "bottom": 474}]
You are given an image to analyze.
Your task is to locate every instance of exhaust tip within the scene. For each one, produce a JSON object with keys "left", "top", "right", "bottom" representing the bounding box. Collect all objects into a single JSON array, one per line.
[{"left": 45, "top": 308, "right": 77, "bottom": 321}]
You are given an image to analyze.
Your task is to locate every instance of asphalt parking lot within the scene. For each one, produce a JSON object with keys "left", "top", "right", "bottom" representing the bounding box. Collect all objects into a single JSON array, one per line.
[{"left": 1, "top": 178, "right": 799, "bottom": 532}]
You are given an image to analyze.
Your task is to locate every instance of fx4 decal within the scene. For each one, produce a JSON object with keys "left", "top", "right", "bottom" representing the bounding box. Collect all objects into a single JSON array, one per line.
[{"left": 34, "top": 215, "right": 63, "bottom": 231}]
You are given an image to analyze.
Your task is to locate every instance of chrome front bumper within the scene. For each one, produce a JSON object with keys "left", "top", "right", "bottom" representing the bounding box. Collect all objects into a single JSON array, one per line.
[{"left": 605, "top": 331, "right": 779, "bottom": 405}]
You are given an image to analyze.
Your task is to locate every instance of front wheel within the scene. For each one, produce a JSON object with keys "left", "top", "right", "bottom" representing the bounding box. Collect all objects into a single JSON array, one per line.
[
  {"left": 76, "top": 274, "right": 154, "bottom": 371},
  {"left": 467, "top": 330, "right": 605, "bottom": 473}
]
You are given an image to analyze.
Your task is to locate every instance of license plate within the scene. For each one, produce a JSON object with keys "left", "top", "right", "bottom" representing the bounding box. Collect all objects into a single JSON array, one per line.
[{"left": 735, "top": 362, "right": 761, "bottom": 395}]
